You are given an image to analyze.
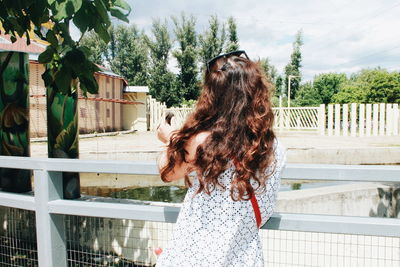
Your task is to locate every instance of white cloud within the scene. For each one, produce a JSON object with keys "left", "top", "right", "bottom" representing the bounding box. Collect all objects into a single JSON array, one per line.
[{"left": 124, "top": 0, "right": 400, "bottom": 81}]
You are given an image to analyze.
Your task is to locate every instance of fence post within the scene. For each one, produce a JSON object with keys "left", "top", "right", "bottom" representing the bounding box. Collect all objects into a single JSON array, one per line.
[
  {"left": 334, "top": 104, "right": 341, "bottom": 136},
  {"left": 342, "top": 104, "right": 349, "bottom": 136},
  {"left": 279, "top": 108, "right": 284, "bottom": 131},
  {"left": 393, "top": 104, "right": 399, "bottom": 135},
  {"left": 379, "top": 103, "right": 385, "bottom": 136},
  {"left": 365, "top": 104, "right": 372, "bottom": 136},
  {"left": 373, "top": 104, "right": 379, "bottom": 136},
  {"left": 359, "top": 104, "right": 365, "bottom": 137},
  {"left": 318, "top": 104, "right": 325, "bottom": 135},
  {"left": 34, "top": 170, "right": 67, "bottom": 267},
  {"left": 327, "top": 104, "right": 333, "bottom": 136},
  {"left": 351, "top": 103, "right": 357, "bottom": 137},
  {"left": 386, "top": 104, "right": 393, "bottom": 136}
]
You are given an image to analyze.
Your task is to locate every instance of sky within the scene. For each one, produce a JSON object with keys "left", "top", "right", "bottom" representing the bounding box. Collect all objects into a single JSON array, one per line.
[{"left": 116, "top": 0, "right": 400, "bottom": 81}]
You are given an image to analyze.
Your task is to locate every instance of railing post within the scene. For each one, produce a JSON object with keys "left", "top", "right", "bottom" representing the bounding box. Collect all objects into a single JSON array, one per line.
[
  {"left": 318, "top": 104, "right": 325, "bottom": 135},
  {"left": 393, "top": 104, "right": 399, "bottom": 135},
  {"left": 379, "top": 103, "right": 385, "bottom": 136},
  {"left": 327, "top": 104, "right": 333, "bottom": 136},
  {"left": 334, "top": 104, "right": 341, "bottom": 136},
  {"left": 342, "top": 104, "right": 349, "bottom": 136},
  {"left": 359, "top": 104, "right": 365, "bottom": 137},
  {"left": 365, "top": 104, "right": 372, "bottom": 136},
  {"left": 34, "top": 170, "right": 67, "bottom": 267},
  {"left": 350, "top": 103, "right": 357, "bottom": 137}
]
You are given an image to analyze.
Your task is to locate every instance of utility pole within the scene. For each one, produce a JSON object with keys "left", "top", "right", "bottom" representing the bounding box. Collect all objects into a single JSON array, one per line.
[{"left": 287, "top": 75, "right": 300, "bottom": 108}]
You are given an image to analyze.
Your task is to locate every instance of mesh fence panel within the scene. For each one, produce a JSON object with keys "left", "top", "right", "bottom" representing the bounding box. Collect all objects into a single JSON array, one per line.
[
  {"left": 261, "top": 229, "right": 400, "bottom": 267},
  {"left": 65, "top": 215, "right": 175, "bottom": 267},
  {"left": 1, "top": 206, "right": 399, "bottom": 267},
  {"left": 0, "top": 207, "right": 38, "bottom": 267}
]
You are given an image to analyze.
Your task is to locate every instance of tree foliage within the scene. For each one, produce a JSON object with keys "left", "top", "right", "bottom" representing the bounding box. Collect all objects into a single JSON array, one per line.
[
  {"left": 293, "top": 82, "right": 322, "bottom": 106},
  {"left": 225, "top": 16, "right": 239, "bottom": 52},
  {"left": 313, "top": 73, "right": 347, "bottom": 104},
  {"left": 332, "top": 68, "right": 400, "bottom": 104},
  {"left": 260, "top": 58, "right": 278, "bottom": 86},
  {"left": 172, "top": 14, "right": 200, "bottom": 101},
  {"left": 0, "top": 0, "right": 131, "bottom": 96},
  {"left": 199, "top": 15, "right": 226, "bottom": 67},
  {"left": 79, "top": 30, "right": 107, "bottom": 65},
  {"left": 284, "top": 30, "right": 303, "bottom": 100},
  {"left": 109, "top": 25, "right": 149, "bottom": 86},
  {"left": 144, "top": 19, "right": 179, "bottom": 107}
]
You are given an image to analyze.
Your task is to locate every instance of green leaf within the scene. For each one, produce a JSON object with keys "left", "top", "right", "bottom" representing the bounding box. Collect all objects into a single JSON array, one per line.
[
  {"left": 41, "top": 69, "right": 53, "bottom": 87},
  {"left": 38, "top": 46, "right": 55, "bottom": 63},
  {"left": 109, "top": 7, "right": 129, "bottom": 23},
  {"left": 53, "top": 0, "right": 82, "bottom": 20},
  {"left": 114, "top": 0, "right": 131, "bottom": 12},
  {"left": 94, "top": 0, "right": 109, "bottom": 23},
  {"left": 54, "top": 67, "right": 72, "bottom": 94},
  {"left": 72, "top": 5, "right": 89, "bottom": 33},
  {"left": 94, "top": 23, "right": 110, "bottom": 43},
  {"left": 46, "top": 30, "right": 58, "bottom": 47}
]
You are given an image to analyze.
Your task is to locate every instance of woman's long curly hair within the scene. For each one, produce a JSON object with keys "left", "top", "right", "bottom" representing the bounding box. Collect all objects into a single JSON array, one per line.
[{"left": 160, "top": 54, "right": 277, "bottom": 201}]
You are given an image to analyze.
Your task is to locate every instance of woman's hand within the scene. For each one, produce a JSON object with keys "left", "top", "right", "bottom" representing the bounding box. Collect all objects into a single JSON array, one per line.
[{"left": 157, "top": 116, "right": 176, "bottom": 144}]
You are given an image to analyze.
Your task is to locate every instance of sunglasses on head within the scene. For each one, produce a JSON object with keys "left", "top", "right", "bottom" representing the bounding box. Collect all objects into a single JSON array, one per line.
[{"left": 206, "top": 50, "right": 249, "bottom": 72}]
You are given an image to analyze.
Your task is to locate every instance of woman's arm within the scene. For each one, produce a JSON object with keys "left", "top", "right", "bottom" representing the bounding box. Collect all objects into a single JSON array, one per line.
[{"left": 157, "top": 129, "right": 210, "bottom": 182}]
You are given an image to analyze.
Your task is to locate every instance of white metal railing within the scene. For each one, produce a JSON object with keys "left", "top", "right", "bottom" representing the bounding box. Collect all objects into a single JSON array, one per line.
[
  {"left": 273, "top": 106, "right": 323, "bottom": 131},
  {"left": 0, "top": 156, "right": 400, "bottom": 266},
  {"left": 147, "top": 97, "right": 400, "bottom": 136}
]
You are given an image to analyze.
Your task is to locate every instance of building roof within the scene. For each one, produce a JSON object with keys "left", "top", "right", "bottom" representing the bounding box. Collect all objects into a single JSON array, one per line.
[
  {"left": 0, "top": 33, "right": 46, "bottom": 54},
  {"left": 124, "top": 86, "right": 149, "bottom": 93}
]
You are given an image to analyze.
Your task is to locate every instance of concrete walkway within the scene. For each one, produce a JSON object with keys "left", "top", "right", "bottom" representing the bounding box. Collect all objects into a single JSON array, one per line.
[{"left": 30, "top": 130, "right": 400, "bottom": 164}]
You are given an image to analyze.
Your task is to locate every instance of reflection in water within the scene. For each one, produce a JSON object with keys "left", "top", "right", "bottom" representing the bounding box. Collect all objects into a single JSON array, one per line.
[
  {"left": 291, "top": 183, "right": 302, "bottom": 190},
  {"left": 110, "top": 186, "right": 188, "bottom": 203}
]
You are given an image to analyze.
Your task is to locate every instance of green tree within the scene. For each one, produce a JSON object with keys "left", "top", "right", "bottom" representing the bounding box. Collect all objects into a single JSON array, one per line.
[
  {"left": 312, "top": 73, "right": 347, "bottom": 104},
  {"left": 284, "top": 30, "right": 303, "bottom": 100},
  {"left": 332, "top": 68, "right": 400, "bottom": 104},
  {"left": 144, "top": 19, "right": 179, "bottom": 107},
  {"left": 110, "top": 25, "right": 149, "bottom": 86},
  {"left": 199, "top": 15, "right": 226, "bottom": 67},
  {"left": 80, "top": 30, "right": 107, "bottom": 65},
  {"left": 293, "top": 82, "right": 322, "bottom": 106},
  {"left": 172, "top": 13, "right": 200, "bottom": 101},
  {"left": 260, "top": 58, "right": 278, "bottom": 86},
  {"left": 225, "top": 16, "right": 239, "bottom": 52},
  {"left": 275, "top": 75, "right": 284, "bottom": 96},
  {"left": 0, "top": 0, "right": 131, "bottom": 96}
]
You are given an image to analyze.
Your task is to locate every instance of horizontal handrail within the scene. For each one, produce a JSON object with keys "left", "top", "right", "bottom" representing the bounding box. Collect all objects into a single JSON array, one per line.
[
  {"left": 0, "top": 155, "right": 399, "bottom": 182},
  {"left": 1, "top": 192, "right": 399, "bottom": 237},
  {"left": 0, "top": 154, "right": 399, "bottom": 267}
]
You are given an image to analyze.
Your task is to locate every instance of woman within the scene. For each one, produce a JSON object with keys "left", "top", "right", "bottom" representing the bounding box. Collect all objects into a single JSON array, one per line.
[{"left": 156, "top": 50, "right": 287, "bottom": 267}]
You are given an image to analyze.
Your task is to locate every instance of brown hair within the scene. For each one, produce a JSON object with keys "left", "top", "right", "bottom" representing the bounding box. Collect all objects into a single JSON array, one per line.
[{"left": 160, "top": 55, "right": 276, "bottom": 200}]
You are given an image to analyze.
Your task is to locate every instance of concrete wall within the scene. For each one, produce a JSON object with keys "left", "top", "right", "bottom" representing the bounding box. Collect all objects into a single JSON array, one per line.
[{"left": 123, "top": 92, "right": 147, "bottom": 132}]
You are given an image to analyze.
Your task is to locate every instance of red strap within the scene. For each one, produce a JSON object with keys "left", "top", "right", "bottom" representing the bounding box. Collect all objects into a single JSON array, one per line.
[
  {"left": 232, "top": 158, "right": 262, "bottom": 229},
  {"left": 250, "top": 194, "right": 262, "bottom": 229}
]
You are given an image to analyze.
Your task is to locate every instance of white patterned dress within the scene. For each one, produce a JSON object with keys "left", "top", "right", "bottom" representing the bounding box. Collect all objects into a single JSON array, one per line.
[{"left": 156, "top": 139, "right": 287, "bottom": 267}]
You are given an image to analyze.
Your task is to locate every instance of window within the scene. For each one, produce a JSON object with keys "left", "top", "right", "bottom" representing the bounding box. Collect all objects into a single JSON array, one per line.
[{"left": 106, "top": 108, "right": 110, "bottom": 118}]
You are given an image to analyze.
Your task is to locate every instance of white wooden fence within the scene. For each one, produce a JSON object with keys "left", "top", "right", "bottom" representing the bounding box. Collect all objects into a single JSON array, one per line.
[
  {"left": 147, "top": 96, "right": 400, "bottom": 136},
  {"left": 325, "top": 103, "right": 399, "bottom": 137}
]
